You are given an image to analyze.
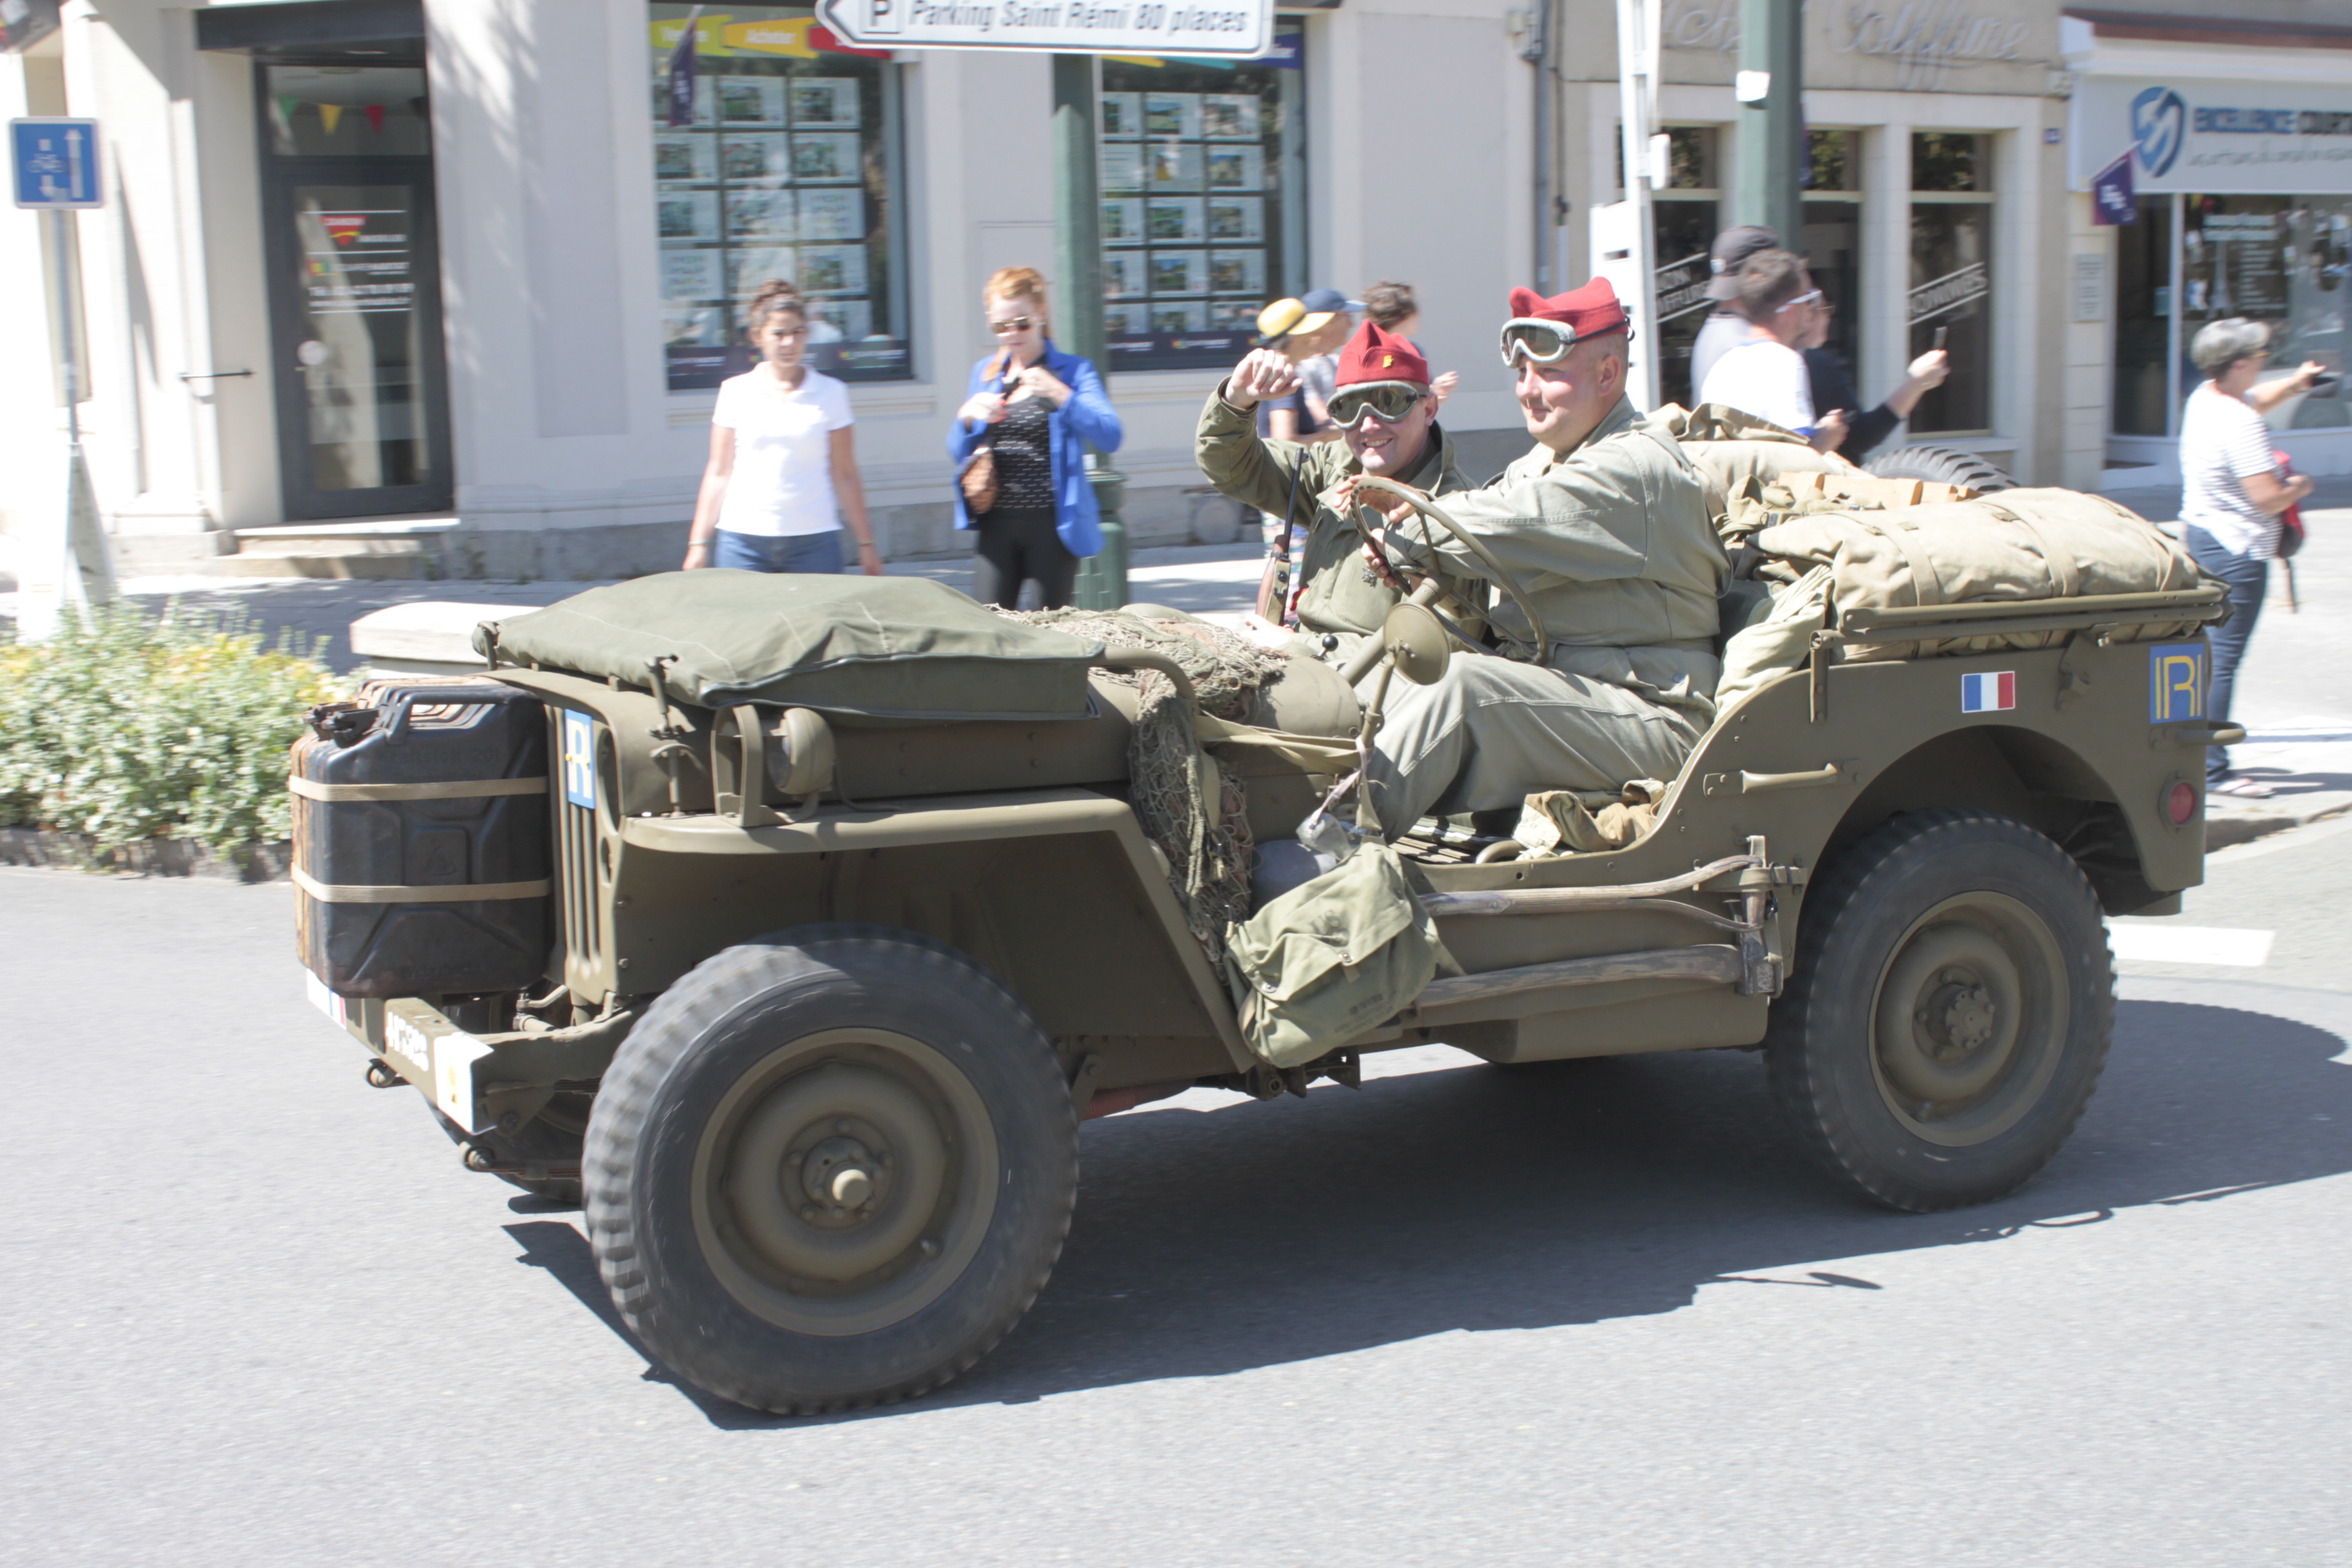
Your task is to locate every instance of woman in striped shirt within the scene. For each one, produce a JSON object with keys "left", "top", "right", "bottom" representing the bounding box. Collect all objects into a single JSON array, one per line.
[{"left": 2178, "top": 318, "right": 2322, "bottom": 798}]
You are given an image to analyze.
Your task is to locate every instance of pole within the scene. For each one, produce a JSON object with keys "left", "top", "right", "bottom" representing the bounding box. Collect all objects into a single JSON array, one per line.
[
  {"left": 1528, "top": 0, "right": 1552, "bottom": 291},
  {"left": 1732, "top": 0, "right": 1803, "bottom": 247},
  {"left": 1052, "top": 54, "right": 1127, "bottom": 610},
  {"left": 22, "top": 208, "right": 109, "bottom": 640},
  {"left": 1614, "top": 0, "right": 1660, "bottom": 409}
]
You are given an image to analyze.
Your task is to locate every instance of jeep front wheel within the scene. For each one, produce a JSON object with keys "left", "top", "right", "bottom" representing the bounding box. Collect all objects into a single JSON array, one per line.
[
  {"left": 583, "top": 926, "right": 1078, "bottom": 1414},
  {"left": 1767, "top": 811, "right": 2113, "bottom": 1212}
]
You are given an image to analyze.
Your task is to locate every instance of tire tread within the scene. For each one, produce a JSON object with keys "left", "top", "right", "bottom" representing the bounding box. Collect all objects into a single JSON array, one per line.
[
  {"left": 1767, "top": 809, "right": 2114, "bottom": 1212},
  {"left": 582, "top": 924, "right": 1077, "bottom": 1414}
]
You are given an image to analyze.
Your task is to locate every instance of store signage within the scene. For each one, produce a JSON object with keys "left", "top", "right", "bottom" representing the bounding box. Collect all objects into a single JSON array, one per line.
[
  {"left": 1662, "top": 1, "right": 2036, "bottom": 91},
  {"left": 1833, "top": 3, "right": 2029, "bottom": 91},
  {"left": 1654, "top": 251, "right": 1713, "bottom": 323},
  {"left": 1908, "top": 261, "right": 1987, "bottom": 325},
  {"left": 811, "top": 0, "right": 1276, "bottom": 57},
  {"left": 2074, "top": 77, "right": 2352, "bottom": 196}
]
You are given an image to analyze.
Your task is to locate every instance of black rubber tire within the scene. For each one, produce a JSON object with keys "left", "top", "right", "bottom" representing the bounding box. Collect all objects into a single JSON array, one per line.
[
  {"left": 1766, "top": 811, "right": 2112, "bottom": 1213},
  {"left": 583, "top": 925, "right": 1078, "bottom": 1414},
  {"left": 1864, "top": 445, "right": 2016, "bottom": 493}
]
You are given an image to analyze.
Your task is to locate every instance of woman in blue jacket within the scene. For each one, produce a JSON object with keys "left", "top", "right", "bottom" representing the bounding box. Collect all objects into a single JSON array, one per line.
[{"left": 947, "top": 267, "right": 1123, "bottom": 608}]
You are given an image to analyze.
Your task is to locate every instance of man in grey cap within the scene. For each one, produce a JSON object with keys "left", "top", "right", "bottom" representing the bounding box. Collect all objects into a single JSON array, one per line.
[{"left": 1687, "top": 225, "right": 1778, "bottom": 397}]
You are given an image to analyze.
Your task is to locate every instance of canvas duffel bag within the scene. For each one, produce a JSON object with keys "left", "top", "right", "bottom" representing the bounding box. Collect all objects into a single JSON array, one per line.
[{"left": 1752, "top": 488, "right": 2210, "bottom": 662}]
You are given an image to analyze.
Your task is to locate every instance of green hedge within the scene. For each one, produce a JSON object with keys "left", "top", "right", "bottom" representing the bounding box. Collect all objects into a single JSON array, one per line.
[{"left": 0, "top": 605, "right": 342, "bottom": 851}]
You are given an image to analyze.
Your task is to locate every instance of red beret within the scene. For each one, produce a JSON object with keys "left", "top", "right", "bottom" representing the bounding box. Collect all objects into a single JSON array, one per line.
[
  {"left": 1507, "top": 278, "right": 1629, "bottom": 338},
  {"left": 1335, "top": 320, "right": 1430, "bottom": 387}
]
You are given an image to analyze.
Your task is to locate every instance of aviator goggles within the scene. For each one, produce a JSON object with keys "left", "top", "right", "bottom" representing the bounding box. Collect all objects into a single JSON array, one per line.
[
  {"left": 1499, "top": 318, "right": 1632, "bottom": 369},
  {"left": 1324, "top": 381, "right": 1426, "bottom": 429}
]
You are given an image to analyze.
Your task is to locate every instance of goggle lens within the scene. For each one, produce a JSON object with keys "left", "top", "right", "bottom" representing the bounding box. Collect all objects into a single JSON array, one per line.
[
  {"left": 1327, "top": 385, "right": 1423, "bottom": 427},
  {"left": 1500, "top": 320, "right": 1574, "bottom": 367}
]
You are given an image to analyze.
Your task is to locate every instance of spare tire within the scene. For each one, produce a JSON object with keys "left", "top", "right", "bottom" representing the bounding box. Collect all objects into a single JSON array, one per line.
[{"left": 1865, "top": 445, "right": 2015, "bottom": 493}]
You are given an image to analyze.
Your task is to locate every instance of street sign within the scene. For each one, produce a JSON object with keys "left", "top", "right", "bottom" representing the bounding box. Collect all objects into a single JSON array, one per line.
[
  {"left": 10, "top": 117, "right": 101, "bottom": 208},
  {"left": 811, "top": 0, "right": 1274, "bottom": 58}
]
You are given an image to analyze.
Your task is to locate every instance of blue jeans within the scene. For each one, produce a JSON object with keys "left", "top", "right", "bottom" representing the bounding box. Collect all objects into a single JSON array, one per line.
[
  {"left": 713, "top": 529, "right": 843, "bottom": 574},
  {"left": 2183, "top": 525, "right": 2268, "bottom": 784}
]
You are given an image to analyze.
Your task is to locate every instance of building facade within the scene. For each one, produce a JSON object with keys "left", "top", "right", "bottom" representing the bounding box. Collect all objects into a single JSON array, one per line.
[{"left": 2, "top": 0, "right": 2345, "bottom": 584}]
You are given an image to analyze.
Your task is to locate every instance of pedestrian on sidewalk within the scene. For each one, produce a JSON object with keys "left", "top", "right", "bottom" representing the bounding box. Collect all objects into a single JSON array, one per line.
[
  {"left": 1688, "top": 225, "right": 1780, "bottom": 397},
  {"left": 1798, "top": 292, "right": 1949, "bottom": 463},
  {"left": 2178, "top": 317, "right": 2324, "bottom": 798},
  {"left": 683, "top": 280, "right": 883, "bottom": 575},
  {"left": 1696, "top": 250, "right": 1846, "bottom": 452},
  {"left": 1362, "top": 280, "right": 1462, "bottom": 408},
  {"left": 949, "top": 266, "right": 1122, "bottom": 610}
]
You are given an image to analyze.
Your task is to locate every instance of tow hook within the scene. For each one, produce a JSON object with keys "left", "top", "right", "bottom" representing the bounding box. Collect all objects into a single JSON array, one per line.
[{"left": 457, "top": 1139, "right": 581, "bottom": 1182}]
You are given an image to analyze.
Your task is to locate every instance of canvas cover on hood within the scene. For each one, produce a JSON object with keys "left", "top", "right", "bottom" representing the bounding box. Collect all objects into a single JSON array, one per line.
[{"left": 473, "top": 572, "right": 1105, "bottom": 721}]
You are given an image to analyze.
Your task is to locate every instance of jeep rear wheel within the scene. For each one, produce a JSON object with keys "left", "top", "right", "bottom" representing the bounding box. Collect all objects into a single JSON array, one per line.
[
  {"left": 583, "top": 926, "right": 1077, "bottom": 1414},
  {"left": 1767, "top": 811, "right": 2113, "bottom": 1212}
]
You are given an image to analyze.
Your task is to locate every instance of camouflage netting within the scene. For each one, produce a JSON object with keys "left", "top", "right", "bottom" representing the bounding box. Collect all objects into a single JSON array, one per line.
[{"left": 1003, "top": 610, "right": 1287, "bottom": 964}]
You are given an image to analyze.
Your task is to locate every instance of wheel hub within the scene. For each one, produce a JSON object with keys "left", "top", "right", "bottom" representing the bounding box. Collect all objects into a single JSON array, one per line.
[
  {"left": 1919, "top": 971, "right": 1998, "bottom": 1058},
  {"left": 1876, "top": 922, "right": 2023, "bottom": 1109},
  {"left": 722, "top": 1062, "right": 944, "bottom": 1284},
  {"left": 690, "top": 1029, "right": 1000, "bottom": 1337},
  {"left": 1865, "top": 889, "right": 2072, "bottom": 1148},
  {"left": 796, "top": 1132, "right": 885, "bottom": 1218}
]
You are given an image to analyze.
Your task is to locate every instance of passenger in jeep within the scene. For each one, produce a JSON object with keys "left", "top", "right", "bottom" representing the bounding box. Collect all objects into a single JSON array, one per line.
[{"left": 1337, "top": 278, "right": 1730, "bottom": 840}]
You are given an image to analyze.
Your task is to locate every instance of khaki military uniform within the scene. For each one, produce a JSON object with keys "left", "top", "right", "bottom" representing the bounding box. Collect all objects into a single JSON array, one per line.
[
  {"left": 1366, "top": 395, "right": 1729, "bottom": 839},
  {"left": 1194, "top": 387, "right": 1477, "bottom": 672}
]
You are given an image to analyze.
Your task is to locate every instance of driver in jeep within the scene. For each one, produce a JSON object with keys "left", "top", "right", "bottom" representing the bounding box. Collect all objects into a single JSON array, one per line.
[
  {"left": 1336, "top": 278, "right": 1730, "bottom": 840},
  {"left": 1197, "top": 320, "right": 1482, "bottom": 672}
]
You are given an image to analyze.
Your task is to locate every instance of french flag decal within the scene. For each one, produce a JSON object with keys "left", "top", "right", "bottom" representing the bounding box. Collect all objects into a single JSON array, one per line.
[{"left": 1961, "top": 671, "right": 2016, "bottom": 713}]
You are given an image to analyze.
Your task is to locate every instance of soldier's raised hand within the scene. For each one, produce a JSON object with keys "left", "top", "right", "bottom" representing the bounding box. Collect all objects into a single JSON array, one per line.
[{"left": 1224, "top": 348, "right": 1303, "bottom": 410}]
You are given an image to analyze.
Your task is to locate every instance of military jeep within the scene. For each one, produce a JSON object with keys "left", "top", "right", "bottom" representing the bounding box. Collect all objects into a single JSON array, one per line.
[{"left": 296, "top": 536, "right": 2232, "bottom": 1415}]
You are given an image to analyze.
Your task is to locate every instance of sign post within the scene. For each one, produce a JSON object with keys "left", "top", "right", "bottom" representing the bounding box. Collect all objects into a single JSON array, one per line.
[
  {"left": 11, "top": 116, "right": 113, "bottom": 640},
  {"left": 815, "top": 0, "right": 1278, "bottom": 608},
  {"left": 1731, "top": 0, "right": 1803, "bottom": 252}
]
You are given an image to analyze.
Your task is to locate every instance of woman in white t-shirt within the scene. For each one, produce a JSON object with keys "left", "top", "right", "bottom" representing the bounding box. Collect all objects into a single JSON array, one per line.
[
  {"left": 2177, "top": 316, "right": 2322, "bottom": 796},
  {"left": 683, "top": 280, "right": 881, "bottom": 575}
]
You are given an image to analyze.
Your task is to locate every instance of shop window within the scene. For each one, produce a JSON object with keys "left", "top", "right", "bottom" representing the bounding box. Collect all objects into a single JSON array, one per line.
[
  {"left": 649, "top": 3, "right": 910, "bottom": 389},
  {"left": 2110, "top": 195, "right": 2172, "bottom": 438},
  {"left": 1646, "top": 127, "right": 1721, "bottom": 408},
  {"left": 1908, "top": 131, "right": 1993, "bottom": 434},
  {"left": 2185, "top": 195, "right": 2351, "bottom": 429},
  {"left": 2110, "top": 193, "right": 2352, "bottom": 438},
  {"left": 1804, "top": 129, "right": 1862, "bottom": 379},
  {"left": 1099, "top": 31, "right": 1305, "bottom": 372}
]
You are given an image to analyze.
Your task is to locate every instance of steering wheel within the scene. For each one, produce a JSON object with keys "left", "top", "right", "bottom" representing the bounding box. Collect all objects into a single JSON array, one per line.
[{"left": 1350, "top": 475, "right": 1550, "bottom": 662}]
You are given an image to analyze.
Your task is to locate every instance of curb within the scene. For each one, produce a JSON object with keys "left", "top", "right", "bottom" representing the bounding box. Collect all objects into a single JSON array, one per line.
[
  {"left": 2206, "top": 800, "right": 2352, "bottom": 853},
  {"left": 0, "top": 828, "right": 293, "bottom": 883}
]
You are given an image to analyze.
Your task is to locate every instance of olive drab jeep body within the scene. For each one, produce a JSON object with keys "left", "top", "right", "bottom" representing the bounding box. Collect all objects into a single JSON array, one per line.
[{"left": 295, "top": 495, "right": 2233, "bottom": 1416}]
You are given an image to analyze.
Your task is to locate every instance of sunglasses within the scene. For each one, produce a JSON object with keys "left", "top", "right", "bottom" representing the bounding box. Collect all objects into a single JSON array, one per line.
[
  {"left": 1326, "top": 382, "right": 1426, "bottom": 428},
  {"left": 990, "top": 316, "right": 1038, "bottom": 333},
  {"left": 1780, "top": 289, "right": 1825, "bottom": 313},
  {"left": 1499, "top": 318, "right": 1632, "bottom": 368}
]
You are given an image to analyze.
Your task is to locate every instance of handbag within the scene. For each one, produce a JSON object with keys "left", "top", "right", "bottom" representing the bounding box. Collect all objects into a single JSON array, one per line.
[
  {"left": 2272, "top": 449, "right": 2305, "bottom": 559},
  {"left": 959, "top": 351, "right": 1012, "bottom": 514}
]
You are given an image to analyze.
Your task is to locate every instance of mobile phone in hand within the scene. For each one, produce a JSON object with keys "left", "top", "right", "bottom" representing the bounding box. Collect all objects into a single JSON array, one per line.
[
  {"left": 2309, "top": 371, "right": 2342, "bottom": 399},
  {"left": 1931, "top": 325, "right": 1948, "bottom": 353}
]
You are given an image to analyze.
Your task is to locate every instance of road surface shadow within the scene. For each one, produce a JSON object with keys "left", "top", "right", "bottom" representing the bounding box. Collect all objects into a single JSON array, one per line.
[{"left": 510, "top": 997, "right": 2352, "bottom": 1428}]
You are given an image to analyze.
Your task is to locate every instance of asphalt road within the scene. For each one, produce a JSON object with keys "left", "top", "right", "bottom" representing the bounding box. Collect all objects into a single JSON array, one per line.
[{"left": 5, "top": 809, "right": 2349, "bottom": 1567}]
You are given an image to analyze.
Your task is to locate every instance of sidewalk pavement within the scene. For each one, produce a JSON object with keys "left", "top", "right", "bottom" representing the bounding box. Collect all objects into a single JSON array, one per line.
[
  {"left": 0, "top": 541, "right": 1269, "bottom": 674},
  {"left": 4, "top": 477, "right": 2345, "bottom": 850}
]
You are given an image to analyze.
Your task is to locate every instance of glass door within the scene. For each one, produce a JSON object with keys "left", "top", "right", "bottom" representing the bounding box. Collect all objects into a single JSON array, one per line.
[{"left": 257, "top": 63, "right": 453, "bottom": 519}]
